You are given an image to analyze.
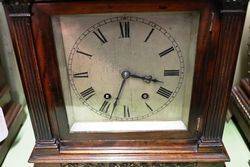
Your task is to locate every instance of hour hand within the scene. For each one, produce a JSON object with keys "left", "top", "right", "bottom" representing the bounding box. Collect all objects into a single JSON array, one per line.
[
  {"left": 144, "top": 75, "right": 164, "bottom": 83},
  {"left": 130, "top": 73, "right": 163, "bottom": 83}
]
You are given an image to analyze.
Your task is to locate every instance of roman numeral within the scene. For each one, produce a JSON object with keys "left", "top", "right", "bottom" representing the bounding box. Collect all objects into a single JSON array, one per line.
[
  {"left": 164, "top": 70, "right": 180, "bottom": 76},
  {"left": 157, "top": 87, "right": 172, "bottom": 98},
  {"left": 123, "top": 105, "right": 130, "bottom": 118},
  {"left": 80, "top": 87, "right": 95, "bottom": 100},
  {"left": 119, "top": 22, "right": 130, "bottom": 38},
  {"left": 93, "top": 29, "right": 108, "bottom": 44},
  {"left": 159, "top": 47, "right": 174, "bottom": 57},
  {"left": 144, "top": 28, "right": 154, "bottom": 42},
  {"left": 73, "top": 72, "right": 88, "bottom": 78},
  {"left": 145, "top": 102, "right": 153, "bottom": 112},
  {"left": 76, "top": 50, "right": 93, "bottom": 58},
  {"left": 99, "top": 100, "right": 111, "bottom": 113}
]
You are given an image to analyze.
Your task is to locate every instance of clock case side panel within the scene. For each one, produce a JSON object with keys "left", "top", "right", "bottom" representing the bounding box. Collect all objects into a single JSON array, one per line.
[
  {"left": 28, "top": 0, "right": 229, "bottom": 164},
  {"left": 2, "top": 2, "right": 56, "bottom": 144},
  {"left": 30, "top": 2, "right": 69, "bottom": 142},
  {"left": 199, "top": 0, "right": 247, "bottom": 149}
]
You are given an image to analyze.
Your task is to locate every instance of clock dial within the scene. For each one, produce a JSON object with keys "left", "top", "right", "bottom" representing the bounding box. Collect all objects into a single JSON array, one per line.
[
  {"left": 53, "top": 12, "right": 199, "bottom": 131},
  {"left": 67, "top": 16, "right": 184, "bottom": 121}
]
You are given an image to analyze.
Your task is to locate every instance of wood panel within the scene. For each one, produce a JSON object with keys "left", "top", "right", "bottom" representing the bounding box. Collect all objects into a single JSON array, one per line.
[
  {"left": 0, "top": 85, "right": 11, "bottom": 107},
  {"left": 0, "top": 103, "right": 26, "bottom": 165},
  {"left": 3, "top": 2, "right": 53, "bottom": 140},
  {"left": 200, "top": 11, "right": 246, "bottom": 147},
  {"left": 34, "top": 163, "right": 225, "bottom": 167},
  {"left": 1, "top": 0, "right": 248, "bottom": 165},
  {"left": 229, "top": 78, "right": 250, "bottom": 148},
  {"left": 30, "top": 0, "right": 213, "bottom": 141}
]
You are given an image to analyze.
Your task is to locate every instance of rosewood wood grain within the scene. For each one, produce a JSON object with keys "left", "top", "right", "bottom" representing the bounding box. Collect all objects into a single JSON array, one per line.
[
  {"left": 0, "top": 66, "right": 6, "bottom": 86},
  {"left": 29, "top": 149, "right": 228, "bottom": 163},
  {"left": 33, "top": 163, "right": 218, "bottom": 167},
  {"left": 0, "top": 85, "right": 11, "bottom": 107},
  {"left": 34, "top": 163, "right": 225, "bottom": 167},
  {"left": 29, "top": 2, "right": 228, "bottom": 164},
  {"left": 30, "top": 0, "right": 212, "bottom": 142},
  {"left": 3, "top": 102, "right": 22, "bottom": 128},
  {"left": 34, "top": 164, "right": 61, "bottom": 167},
  {"left": 4, "top": 2, "right": 53, "bottom": 140},
  {"left": 200, "top": 11, "right": 246, "bottom": 146},
  {"left": 229, "top": 78, "right": 250, "bottom": 148},
  {"left": 0, "top": 102, "right": 26, "bottom": 165},
  {"left": 1, "top": 0, "right": 248, "bottom": 165},
  {"left": 29, "top": 1, "right": 229, "bottom": 163},
  {"left": 62, "top": 163, "right": 196, "bottom": 167}
]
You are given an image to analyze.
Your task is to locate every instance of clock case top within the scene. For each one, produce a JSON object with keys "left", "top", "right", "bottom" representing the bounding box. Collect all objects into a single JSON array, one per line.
[{"left": 2, "top": 0, "right": 248, "bottom": 164}]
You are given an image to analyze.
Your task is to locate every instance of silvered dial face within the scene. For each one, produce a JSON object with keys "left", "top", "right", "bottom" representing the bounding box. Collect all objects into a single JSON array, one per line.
[{"left": 68, "top": 16, "right": 184, "bottom": 121}]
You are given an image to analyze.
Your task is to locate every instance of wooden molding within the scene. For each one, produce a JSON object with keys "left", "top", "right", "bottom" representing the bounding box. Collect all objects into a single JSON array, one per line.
[
  {"left": 0, "top": 102, "right": 26, "bottom": 165},
  {"left": 1, "top": 0, "right": 33, "bottom": 4},
  {"left": 2, "top": 0, "right": 247, "bottom": 165},
  {"left": 0, "top": 66, "right": 6, "bottom": 86},
  {"left": 0, "top": 85, "right": 11, "bottom": 107},
  {"left": 29, "top": 138, "right": 229, "bottom": 163},
  {"left": 4, "top": 2, "right": 52, "bottom": 140},
  {"left": 5, "top": 2, "right": 31, "bottom": 17},
  {"left": 229, "top": 78, "right": 250, "bottom": 147},
  {"left": 248, "top": 29, "right": 250, "bottom": 77},
  {"left": 3, "top": 102, "right": 22, "bottom": 128},
  {"left": 30, "top": 145, "right": 229, "bottom": 164},
  {"left": 62, "top": 163, "right": 196, "bottom": 167},
  {"left": 201, "top": 11, "right": 246, "bottom": 141},
  {"left": 34, "top": 163, "right": 225, "bottom": 167},
  {"left": 220, "top": 0, "right": 249, "bottom": 11}
]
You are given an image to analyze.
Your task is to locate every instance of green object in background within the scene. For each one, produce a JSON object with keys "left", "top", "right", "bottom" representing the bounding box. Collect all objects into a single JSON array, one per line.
[{"left": 223, "top": 120, "right": 250, "bottom": 167}]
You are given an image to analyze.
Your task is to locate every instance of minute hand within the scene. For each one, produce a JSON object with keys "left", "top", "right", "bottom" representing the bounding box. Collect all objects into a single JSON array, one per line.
[
  {"left": 130, "top": 74, "right": 163, "bottom": 83},
  {"left": 110, "top": 71, "right": 130, "bottom": 119},
  {"left": 110, "top": 78, "right": 126, "bottom": 119}
]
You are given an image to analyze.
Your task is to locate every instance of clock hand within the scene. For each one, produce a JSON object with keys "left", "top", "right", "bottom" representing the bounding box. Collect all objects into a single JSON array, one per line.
[
  {"left": 110, "top": 71, "right": 130, "bottom": 119},
  {"left": 130, "top": 73, "right": 163, "bottom": 83}
]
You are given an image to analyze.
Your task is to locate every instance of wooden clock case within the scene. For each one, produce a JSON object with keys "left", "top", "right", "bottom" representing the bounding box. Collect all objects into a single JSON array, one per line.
[{"left": 1, "top": 0, "right": 248, "bottom": 166}]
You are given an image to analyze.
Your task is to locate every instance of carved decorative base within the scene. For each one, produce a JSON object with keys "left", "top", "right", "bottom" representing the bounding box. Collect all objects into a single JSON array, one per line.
[
  {"left": 62, "top": 163, "right": 195, "bottom": 167},
  {"left": 34, "top": 163, "right": 225, "bottom": 167},
  {"left": 33, "top": 163, "right": 225, "bottom": 167},
  {"left": 63, "top": 163, "right": 193, "bottom": 167}
]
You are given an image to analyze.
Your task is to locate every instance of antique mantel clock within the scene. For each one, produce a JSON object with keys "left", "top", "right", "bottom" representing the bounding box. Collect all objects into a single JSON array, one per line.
[{"left": 1, "top": 0, "right": 248, "bottom": 166}]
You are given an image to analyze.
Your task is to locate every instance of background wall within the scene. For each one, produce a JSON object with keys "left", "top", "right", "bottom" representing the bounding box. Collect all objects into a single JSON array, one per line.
[
  {"left": 0, "top": 2, "right": 26, "bottom": 106},
  {"left": 233, "top": 2, "right": 250, "bottom": 84}
]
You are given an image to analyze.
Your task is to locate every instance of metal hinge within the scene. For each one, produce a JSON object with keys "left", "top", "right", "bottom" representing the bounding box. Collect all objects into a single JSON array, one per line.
[
  {"left": 209, "top": 12, "right": 215, "bottom": 32},
  {"left": 55, "top": 138, "right": 61, "bottom": 150},
  {"left": 196, "top": 117, "right": 201, "bottom": 132}
]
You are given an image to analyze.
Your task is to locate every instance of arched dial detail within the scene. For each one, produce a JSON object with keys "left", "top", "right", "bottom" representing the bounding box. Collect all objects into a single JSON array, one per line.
[{"left": 68, "top": 16, "right": 184, "bottom": 121}]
